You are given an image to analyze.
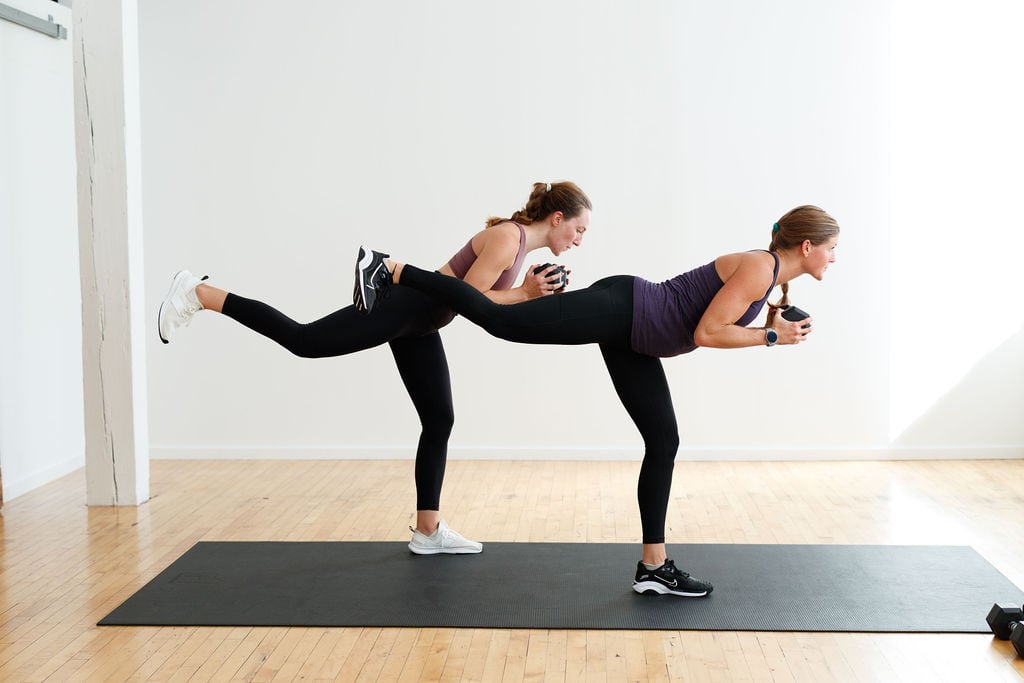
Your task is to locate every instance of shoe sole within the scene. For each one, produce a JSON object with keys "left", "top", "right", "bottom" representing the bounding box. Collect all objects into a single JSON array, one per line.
[
  {"left": 408, "top": 543, "right": 483, "bottom": 555},
  {"left": 632, "top": 581, "right": 710, "bottom": 597},
  {"left": 157, "top": 270, "right": 190, "bottom": 344},
  {"left": 355, "top": 247, "right": 373, "bottom": 313}
]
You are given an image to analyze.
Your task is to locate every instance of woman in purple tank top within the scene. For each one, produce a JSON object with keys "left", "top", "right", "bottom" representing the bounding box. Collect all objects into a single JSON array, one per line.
[
  {"left": 157, "top": 182, "right": 591, "bottom": 556},
  {"left": 359, "top": 205, "right": 840, "bottom": 597}
]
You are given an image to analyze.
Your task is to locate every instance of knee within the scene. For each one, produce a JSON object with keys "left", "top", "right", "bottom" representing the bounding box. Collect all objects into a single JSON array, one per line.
[
  {"left": 439, "top": 410, "right": 455, "bottom": 437},
  {"left": 284, "top": 325, "right": 324, "bottom": 358},
  {"left": 666, "top": 430, "right": 680, "bottom": 456},
  {"left": 423, "top": 406, "right": 455, "bottom": 439},
  {"left": 645, "top": 428, "right": 679, "bottom": 461}
]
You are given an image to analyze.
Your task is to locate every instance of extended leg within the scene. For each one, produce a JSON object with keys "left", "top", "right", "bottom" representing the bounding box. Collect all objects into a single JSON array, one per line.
[
  {"left": 397, "top": 265, "right": 633, "bottom": 347},
  {"left": 220, "top": 285, "right": 445, "bottom": 358}
]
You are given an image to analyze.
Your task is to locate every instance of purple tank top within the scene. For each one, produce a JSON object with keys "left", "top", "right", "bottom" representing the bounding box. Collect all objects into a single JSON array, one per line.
[
  {"left": 630, "top": 251, "right": 780, "bottom": 358},
  {"left": 446, "top": 222, "right": 528, "bottom": 291}
]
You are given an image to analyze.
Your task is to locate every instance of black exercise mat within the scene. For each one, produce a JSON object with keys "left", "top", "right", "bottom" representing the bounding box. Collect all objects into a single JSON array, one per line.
[{"left": 98, "top": 542, "right": 1024, "bottom": 632}]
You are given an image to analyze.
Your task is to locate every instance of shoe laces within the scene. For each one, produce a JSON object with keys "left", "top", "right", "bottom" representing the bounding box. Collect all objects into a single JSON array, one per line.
[
  {"left": 181, "top": 275, "right": 209, "bottom": 319},
  {"left": 660, "top": 559, "right": 691, "bottom": 579},
  {"left": 179, "top": 299, "right": 200, "bottom": 321},
  {"left": 375, "top": 268, "right": 393, "bottom": 303}
]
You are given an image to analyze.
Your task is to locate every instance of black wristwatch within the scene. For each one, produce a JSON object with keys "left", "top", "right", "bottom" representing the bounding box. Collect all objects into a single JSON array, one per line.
[{"left": 765, "top": 328, "right": 778, "bottom": 347}]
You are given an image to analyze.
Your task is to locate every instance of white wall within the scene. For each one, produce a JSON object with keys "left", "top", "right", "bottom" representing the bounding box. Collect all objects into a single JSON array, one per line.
[
  {"left": 140, "top": 0, "right": 1023, "bottom": 461},
  {"left": 0, "top": 0, "right": 84, "bottom": 499}
]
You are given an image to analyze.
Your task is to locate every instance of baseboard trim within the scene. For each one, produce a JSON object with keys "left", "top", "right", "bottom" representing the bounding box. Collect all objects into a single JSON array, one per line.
[
  {"left": 2, "top": 454, "right": 84, "bottom": 501},
  {"left": 149, "top": 445, "right": 1024, "bottom": 461}
]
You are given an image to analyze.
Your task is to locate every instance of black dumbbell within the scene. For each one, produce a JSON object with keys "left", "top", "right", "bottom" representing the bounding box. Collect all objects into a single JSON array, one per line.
[
  {"left": 533, "top": 263, "right": 567, "bottom": 291},
  {"left": 781, "top": 305, "right": 812, "bottom": 329},
  {"left": 986, "top": 603, "right": 1024, "bottom": 657}
]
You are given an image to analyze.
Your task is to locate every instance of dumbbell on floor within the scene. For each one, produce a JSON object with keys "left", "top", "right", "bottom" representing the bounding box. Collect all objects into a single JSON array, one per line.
[{"left": 986, "top": 603, "right": 1024, "bottom": 657}]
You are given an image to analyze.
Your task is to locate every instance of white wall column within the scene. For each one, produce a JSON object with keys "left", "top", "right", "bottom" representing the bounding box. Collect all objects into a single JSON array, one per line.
[{"left": 73, "top": 0, "right": 149, "bottom": 505}]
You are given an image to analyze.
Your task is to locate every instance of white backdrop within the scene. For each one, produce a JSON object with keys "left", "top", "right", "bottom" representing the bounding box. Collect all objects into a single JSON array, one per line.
[{"left": 141, "top": 1, "right": 1023, "bottom": 461}]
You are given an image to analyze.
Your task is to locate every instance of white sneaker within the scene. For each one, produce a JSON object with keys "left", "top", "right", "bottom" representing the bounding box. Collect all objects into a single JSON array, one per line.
[
  {"left": 408, "top": 520, "right": 483, "bottom": 555},
  {"left": 157, "top": 270, "right": 208, "bottom": 344}
]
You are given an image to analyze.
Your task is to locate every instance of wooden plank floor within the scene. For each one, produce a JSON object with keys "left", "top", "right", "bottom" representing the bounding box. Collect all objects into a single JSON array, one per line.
[{"left": 1, "top": 458, "right": 1023, "bottom": 682}]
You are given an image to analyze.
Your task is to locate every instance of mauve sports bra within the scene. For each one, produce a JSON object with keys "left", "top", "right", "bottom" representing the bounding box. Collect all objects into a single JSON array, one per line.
[{"left": 446, "top": 222, "right": 528, "bottom": 291}]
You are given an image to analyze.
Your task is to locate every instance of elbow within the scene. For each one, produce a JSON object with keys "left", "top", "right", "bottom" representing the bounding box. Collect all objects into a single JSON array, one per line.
[{"left": 693, "top": 325, "right": 726, "bottom": 349}]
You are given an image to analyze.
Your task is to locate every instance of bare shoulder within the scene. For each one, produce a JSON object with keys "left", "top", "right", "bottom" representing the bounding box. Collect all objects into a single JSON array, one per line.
[
  {"left": 470, "top": 222, "right": 521, "bottom": 269},
  {"left": 487, "top": 220, "right": 523, "bottom": 240},
  {"left": 714, "top": 251, "right": 776, "bottom": 294}
]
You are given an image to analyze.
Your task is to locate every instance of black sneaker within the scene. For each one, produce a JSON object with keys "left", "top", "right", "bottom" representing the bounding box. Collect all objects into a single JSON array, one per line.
[
  {"left": 353, "top": 246, "right": 392, "bottom": 314},
  {"left": 632, "top": 559, "right": 713, "bottom": 597}
]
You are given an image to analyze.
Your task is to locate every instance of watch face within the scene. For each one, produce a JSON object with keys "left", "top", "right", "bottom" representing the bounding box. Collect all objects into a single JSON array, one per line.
[{"left": 766, "top": 329, "right": 779, "bottom": 345}]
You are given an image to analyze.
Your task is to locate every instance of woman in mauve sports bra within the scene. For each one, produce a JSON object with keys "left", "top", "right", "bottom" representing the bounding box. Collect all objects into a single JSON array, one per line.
[
  {"left": 157, "top": 181, "right": 592, "bottom": 556},
  {"left": 357, "top": 204, "right": 840, "bottom": 597}
]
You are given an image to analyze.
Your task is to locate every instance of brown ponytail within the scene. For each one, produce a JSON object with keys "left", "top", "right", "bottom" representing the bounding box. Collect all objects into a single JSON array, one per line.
[
  {"left": 486, "top": 181, "right": 592, "bottom": 228},
  {"left": 766, "top": 205, "right": 840, "bottom": 326}
]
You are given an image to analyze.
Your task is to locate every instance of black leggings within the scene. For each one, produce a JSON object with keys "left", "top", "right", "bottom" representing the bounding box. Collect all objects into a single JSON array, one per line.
[
  {"left": 399, "top": 266, "right": 679, "bottom": 544},
  {"left": 222, "top": 285, "right": 456, "bottom": 510}
]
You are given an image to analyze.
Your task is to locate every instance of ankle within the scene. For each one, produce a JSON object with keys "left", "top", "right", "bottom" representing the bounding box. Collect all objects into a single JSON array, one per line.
[
  {"left": 641, "top": 543, "right": 667, "bottom": 567},
  {"left": 195, "top": 283, "right": 226, "bottom": 313},
  {"left": 415, "top": 512, "right": 440, "bottom": 536}
]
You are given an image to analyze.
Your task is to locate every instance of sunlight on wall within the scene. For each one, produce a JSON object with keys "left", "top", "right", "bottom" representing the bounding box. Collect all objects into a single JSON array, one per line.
[{"left": 888, "top": 1, "right": 1024, "bottom": 440}]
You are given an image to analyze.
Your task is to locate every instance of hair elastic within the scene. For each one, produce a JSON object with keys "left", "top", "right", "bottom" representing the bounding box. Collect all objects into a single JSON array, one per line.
[
  {"left": 772, "top": 222, "right": 780, "bottom": 233},
  {"left": 545, "top": 183, "right": 551, "bottom": 192}
]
